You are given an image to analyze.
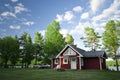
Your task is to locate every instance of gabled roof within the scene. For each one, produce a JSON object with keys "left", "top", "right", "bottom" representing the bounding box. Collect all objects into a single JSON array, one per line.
[
  {"left": 83, "top": 51, "right": 106, "bottom": 58},
  {"left": 56, "top": 44, "right": 83, "bottom": 58},
  {"left": 56, "top": 44, "right": 107, "bottom": 58}
]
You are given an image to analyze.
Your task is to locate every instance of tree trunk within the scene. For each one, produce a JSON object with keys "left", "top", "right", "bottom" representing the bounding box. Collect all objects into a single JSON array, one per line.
[
  {"left": 21, "top": 57, "right": 24, "bottom": 68},
  {"left": 4, "top": 56, "right": 8, "bottom": 68},
  {"left": 114, "top": 50, "right": 119, "bottom": 71},
  {"left": 35, "top": 53, "right": 37, "bottom": 65},
  {"left": 115, "top": 55, "right": 119, "bottom": 71}
]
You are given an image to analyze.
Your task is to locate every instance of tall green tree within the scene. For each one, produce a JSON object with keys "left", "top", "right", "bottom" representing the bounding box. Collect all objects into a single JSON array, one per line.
[
  {"left": 19, "top": 32, "right": 28, "bottom": 68},
  {"left": 44, "top": 20, "right": 66, "bottom": 63},
  {"left": 0, "top": 36, "right": 19, "bottom": 68},
  {"left": 20, "top": 32, "right": 34, "bottom": 68},
  {"left": 9, "top": 35, "right": 20, "bottom": 68},
  {"left": 65, "top": 34, "right": 74, "bottom": 44},
  {"left": 34, "top": 32, "right": 44, "bottom": 64},
  {"left": 81, "top": 27, "right": 100, "bottom": 51},
  {"left": 102, "top": 20, "right": 120, "bottom": 71},
  {"left": 24, "top": 33, "right": 34, "bottom": 68}
]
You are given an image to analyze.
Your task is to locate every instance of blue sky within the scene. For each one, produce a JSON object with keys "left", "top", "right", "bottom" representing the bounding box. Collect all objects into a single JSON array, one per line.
[{"left": 0, "top": 0, "right": 120, "bottom": 50}]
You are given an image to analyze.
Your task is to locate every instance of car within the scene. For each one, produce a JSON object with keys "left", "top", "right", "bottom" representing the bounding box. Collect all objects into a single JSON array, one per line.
[
  {"left": 40, "top": 64, "right": 51, "bottom": 69},
  {"left": 33, "top": 64, "right": 51, "bottom": 69},
  {"left": 33, "top": 64, "right": 42, "bottom": 69}
]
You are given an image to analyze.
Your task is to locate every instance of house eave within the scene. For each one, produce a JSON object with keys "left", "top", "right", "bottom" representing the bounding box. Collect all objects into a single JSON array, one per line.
[{"left": 56, "top": 44, "right": 83, "bottom": 58}]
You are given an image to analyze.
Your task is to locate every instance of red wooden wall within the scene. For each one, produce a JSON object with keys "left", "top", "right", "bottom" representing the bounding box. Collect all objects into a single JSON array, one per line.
[{"left": 82, "top": 58, "right": 100, "bottom": 69}]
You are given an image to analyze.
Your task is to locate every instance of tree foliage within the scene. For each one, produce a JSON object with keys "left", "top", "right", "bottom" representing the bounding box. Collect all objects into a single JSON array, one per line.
[
  {"left": 102, "top": 20, "right": 120, "bottom": 71},
  {"left": 0, "top": 20, "right": 67, "bottom": 67},
  {"left": 0, "top": 36, "right": 19, "bottom": 68},
  {"left": 44, "top": 20, "right": 66, "bottom": 63},
  {"left": 81, "top": 27, "right": 100, "bottom": 51},
  {"left": 34, "top": 32, "right": 44, "bottom": 64},
  {"left": 65, "top": 34, "right": 74, "bottom": 44},
  {"left": 20, "top": 32, "right": 34, "bottom": 68}
]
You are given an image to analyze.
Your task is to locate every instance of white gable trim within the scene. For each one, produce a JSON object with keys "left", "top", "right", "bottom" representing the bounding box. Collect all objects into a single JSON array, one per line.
[
  {"left": 56, "top": 44, "right": 83, "bottom": 58},
  {"left": 56, "top": 44, "right": 69, "bottom": 58},
  {"left": 63, "top": 47, "right": 76, "bottom": 56}
]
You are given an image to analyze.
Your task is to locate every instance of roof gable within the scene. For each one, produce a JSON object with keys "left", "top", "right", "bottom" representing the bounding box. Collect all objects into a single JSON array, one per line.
[
  {"left": 63, "top": 47, "right": 76, "bottom": 56},
  {"left": 56, "top": 44, "right": 107, "bottom": 58},
  {"left": 56, "top": 44, "right": 84, "bottom": 58}
]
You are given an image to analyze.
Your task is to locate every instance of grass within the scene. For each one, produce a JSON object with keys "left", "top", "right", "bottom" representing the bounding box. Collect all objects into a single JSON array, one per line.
[{"left": 0, "top": 69, "right": 120, "bottom": 80}]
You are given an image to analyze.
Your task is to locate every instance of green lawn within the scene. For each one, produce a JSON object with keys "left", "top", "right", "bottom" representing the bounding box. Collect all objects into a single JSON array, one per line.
[{"left": 0, "top": 69, "right": 120, "bottom": 80}]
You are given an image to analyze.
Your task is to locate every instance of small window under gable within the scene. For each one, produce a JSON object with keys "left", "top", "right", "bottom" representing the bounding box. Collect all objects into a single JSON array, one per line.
[{"left": 63, "top": 48, "right": 76, "bottom": 56}]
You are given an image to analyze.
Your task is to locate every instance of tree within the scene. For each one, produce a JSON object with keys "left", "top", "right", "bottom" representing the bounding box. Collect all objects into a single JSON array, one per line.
[
  {"left": 20, "top": 32, "right": 34, "bottom": 68},
  {"left": 65, "top": 34, "right": 74, "bottom": 44},
  {"left": 102, "top": 20, "right": 120, "bottom": 71},
  {"left": 0, "top": 36, "right": 20, "bottom": 68},
  {"left": 44, "top": 20, "right": 66, "bottom": 64},
  {"left": 9, "top": 35, "right": 20, "bottom": 68},
  {"left": 19, "top": 32, "right": 28, "bottom": 68},
  {"left": 24, "top": 34, "right": 34, "bottom": 68},
  {"left": 81, "top": 27, "right": 100, "bottom": 51},
  {"left": 34, "top": 32, "right": 44, "bottom": 64}
]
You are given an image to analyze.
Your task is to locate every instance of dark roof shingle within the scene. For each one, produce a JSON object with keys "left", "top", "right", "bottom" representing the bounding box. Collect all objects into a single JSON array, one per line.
[{"left": 70, "top": 45, "right": 106, "bottom": 58}]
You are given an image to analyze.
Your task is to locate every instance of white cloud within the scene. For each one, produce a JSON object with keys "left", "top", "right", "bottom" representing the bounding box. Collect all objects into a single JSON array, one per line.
[
  {"left": 110, "top": 15, "right": 120, "bottom": 21},
  {"left": 73, "top": 6, "right": 82, "bottom": 12},
  {"left": 103, "top": 0, "right": 120, "bottom": 15},
  {"left": 100, "top": 22, "right": 106, "bottom": 27},
  {"left": 11, "top": 0, "right": 18, "bottom": 2},
  {"left": 39, "top": 30, "right": 45, "bottom": 37},
  {"left": 92, "top": 0, "right": 120, "bottom": 21},
  {"left": 90, "top": 0, "right": 105, "bottom": 13},
  {"left": 70, "top": 22, "right": 91, "bottom": 35},
  {"left": 55, "top": 14, "right": 63, "bottom": 23},
  {"left": 9, "top": 25, "right": 21, "bottom": 30},
  {"left": 4, "top": 4, "right": 10, "bottom": 7},
  {"left": 14, "top": 3, "right": 28, "bottom": 14},
  {"left": 1, "top": 11, "right": 16, "bottom": 18},
  {"left": 95, "top": 27, "right": 105, "bottom": 35},
  {"left": 81, "top": 12, "right": 89, "bottom": 19},
  {"left": 17, "top": 3, "right": 24, "bottom": 7},
  {"left": 59, "top": 29, "right": 68, "bottom": 37},
  {"left": 23, "top": 21, "right": 34, "bottom": 26},
  {"left": 64, "top": 11, "right": 74, "bottom": 21},
  {"left": 91, "top": 21, "right": 99, "bottom": 27},
  {"left": 55, "top": 11, "right": 74, "bottom": 23}
]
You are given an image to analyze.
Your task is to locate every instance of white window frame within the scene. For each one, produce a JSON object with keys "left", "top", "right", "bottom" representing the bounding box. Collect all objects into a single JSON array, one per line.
[
  {"left": 55, "top": 59, "right": 59, "bottom": 64},
  {"left": 63, "top": 58, "right": 68, "bottom": 64}
]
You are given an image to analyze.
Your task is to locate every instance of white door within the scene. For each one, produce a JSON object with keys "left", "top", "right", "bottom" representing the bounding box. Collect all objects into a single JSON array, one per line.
[{"left": 71, "top": 57, "right": 77, "bottom": 69}]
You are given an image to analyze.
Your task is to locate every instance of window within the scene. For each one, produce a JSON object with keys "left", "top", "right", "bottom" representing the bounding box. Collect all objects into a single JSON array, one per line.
[
  {"left": 71, "top": 57, "right": 76, "bottom": 62},
  {"left": 63, "top": 58, "right": 68, "bottom": 64},
  {"left": 55, "top": 59, "right": 59, "bottom": 64}
]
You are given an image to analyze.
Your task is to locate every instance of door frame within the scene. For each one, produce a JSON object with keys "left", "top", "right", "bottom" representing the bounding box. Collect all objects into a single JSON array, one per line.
[{"left": 71, "top": 57, "right": 77, "bottom": 69}]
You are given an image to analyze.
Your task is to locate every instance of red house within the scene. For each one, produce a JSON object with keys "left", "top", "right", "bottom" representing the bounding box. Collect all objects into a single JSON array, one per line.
[{"left": 52, "top": 44, "right": 107, "bottom": 70}]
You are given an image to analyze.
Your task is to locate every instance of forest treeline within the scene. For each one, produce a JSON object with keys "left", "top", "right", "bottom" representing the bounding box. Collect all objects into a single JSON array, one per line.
[{"left": 0, "top": 20, "right": 120, "bottom": 70}]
